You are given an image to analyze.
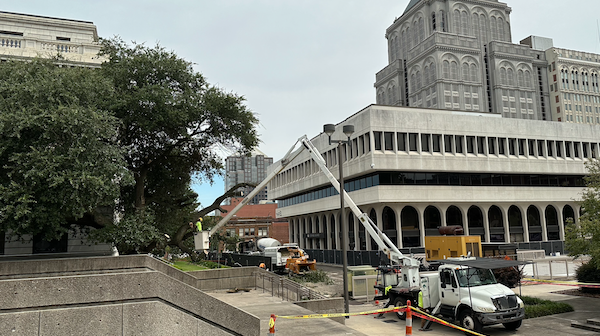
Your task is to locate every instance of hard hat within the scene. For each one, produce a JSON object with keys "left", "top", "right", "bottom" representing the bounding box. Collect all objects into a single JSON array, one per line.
[{"left": 198, "top": 217, "right": 203, "bottom": 221}]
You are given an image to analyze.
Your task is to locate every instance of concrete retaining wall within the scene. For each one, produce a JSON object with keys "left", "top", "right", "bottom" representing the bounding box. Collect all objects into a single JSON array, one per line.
[
  {"left": 188, "top": 267, "right": 257, "bottom": 291},
  {"left": 294, "top": 298, "right": 346, "bottom": 325},
  {"left": 0, "top": 255, "right": 260, "bottom": 336}
]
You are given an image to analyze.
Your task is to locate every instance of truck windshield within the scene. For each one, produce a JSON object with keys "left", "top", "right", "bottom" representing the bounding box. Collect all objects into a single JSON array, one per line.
[{"left": 456, "top": 268, "right": 497, "bottom": 287}]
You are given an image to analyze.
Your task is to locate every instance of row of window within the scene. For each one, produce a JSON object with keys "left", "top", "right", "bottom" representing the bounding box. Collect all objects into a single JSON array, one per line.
[
  {"left": 560, "top": 69, "right": 599, "bottom": 93},
  {"left": 373, "top": 131, "right": 597, "bottom": 160},
  {"left": 273, "top": 129, "right": 597, "bottom": 190},
  {"left": 278, "top": 172, "right": 584, "bottom": 208},
  {"left": 225, "top": 227, "right": 269, "bottom": 238}
]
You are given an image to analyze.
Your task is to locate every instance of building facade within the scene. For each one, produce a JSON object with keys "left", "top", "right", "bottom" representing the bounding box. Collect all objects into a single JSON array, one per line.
[
  {"left": 225, "top": 151, "right": 273, "bottom": 205},
  {"left": 0, "top": 11, "right": 102, "bottom": 66},
  {"left": 544, "top": 46, "right": 600, "bottom": 125},
  {"left": 218, "top": 198, "right": 289, "bottom": 245},
  {"left": 268, "top": 106, "right": 591, "bottom": 253},
  {"left": 375, "top": 0, "right": 551, "bottom": 121},
  {"left": 0, "top": 12, "right": 107, "bottom": 256}
]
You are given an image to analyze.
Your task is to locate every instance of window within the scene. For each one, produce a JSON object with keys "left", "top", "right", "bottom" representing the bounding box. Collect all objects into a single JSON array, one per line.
[
  {"left": 477, "top": 137, "right": 486, "bottom": 154},
  {"left": 374, "top": 132, "right": 382, "bottom": 150},
  {"left": 518, "top": 139, "right": 526, "bottom": 156},
  {"left": 409, "top": 133, "right": 419, "bottom": 152},
  {"left": 398, "top": 133, "right": 407, "bottom": 151},
  {"left": 421, "top": 134, "right": 431, "bottom": 152},
  {"left": 455, "top": 136, "right": 464, "bottom": 153},
  {"left": 444, "top": 135, "right": 453, "bottom": 153},
  {"left": 508, "top": 138, "right": 516, "bottom": 155},
  {"left": 466, "top": 136, "right": 475, "bottom": 154},
  {"left": 433, "top": 134, "right": 442, "bottom": 153},
  {"left": 488, "top": 137, "right": 496, "bottom": 155},
  {"left": 547, "top": 141, "right": 554, "bottom": 157},
  {"left": 384, "top": 132, "right": 394, "bottom": 151}
]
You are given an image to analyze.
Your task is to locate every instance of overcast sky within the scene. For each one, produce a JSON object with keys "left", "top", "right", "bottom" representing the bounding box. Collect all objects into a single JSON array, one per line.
[{"left": 5, "top": 0, "right": 600, "bottom": 206}]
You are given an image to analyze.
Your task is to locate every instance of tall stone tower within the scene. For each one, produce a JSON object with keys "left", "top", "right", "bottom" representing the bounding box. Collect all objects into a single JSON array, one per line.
[{"left": 375, "top": 0, "right": 550, "bottom": 120}]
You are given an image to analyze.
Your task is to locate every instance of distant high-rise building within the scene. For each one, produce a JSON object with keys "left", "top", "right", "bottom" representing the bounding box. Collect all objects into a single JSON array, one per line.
[
  {"left": 374, "top": 0, "right": 551, "bottom": 121},
  {"left": 224, "top": 150, "right": 273, "bottom": 205},
  {"left": 542, "top": 46, "right": 600, "bottom": 125}
]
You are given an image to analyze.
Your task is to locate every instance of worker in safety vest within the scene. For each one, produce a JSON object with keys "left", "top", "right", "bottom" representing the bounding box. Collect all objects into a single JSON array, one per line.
[
  {"left": 195, "top": 218, "right": 203, "bottom": 232},
  {"left": 418, "top": 291, "right": 432, "bottom": 331}
]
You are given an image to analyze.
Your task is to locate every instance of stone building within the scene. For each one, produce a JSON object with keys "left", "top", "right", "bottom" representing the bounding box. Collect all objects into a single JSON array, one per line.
[
  {"left": 225, "top": 150, "right": 273, "bottom": 205},
  {"left": 0, "top": 11, "right": 102, "bottom": 66},
  {"left": 375, "top": 0, "right": 551, "bottom": 121},
  {"left": 543, "top": 46, "right": 600, "bottom": 125}
]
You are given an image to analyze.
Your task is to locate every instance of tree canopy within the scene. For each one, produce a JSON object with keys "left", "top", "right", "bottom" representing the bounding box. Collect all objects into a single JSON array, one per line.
[
  {"left": 95, "top": 38, "right": 259, "bottom": 254},
  {"left": 0, "top": 59, "right": 130, "bottom": 240},
  {"left": 0, "top": 39, "right": 260, "bottom": 255},
  {"left": 566, "top": 159, "right": 600, "bottom": 269}
]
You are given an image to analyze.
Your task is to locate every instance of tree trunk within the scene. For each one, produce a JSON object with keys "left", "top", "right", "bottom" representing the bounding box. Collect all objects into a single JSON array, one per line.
[{"left": 135, "top": 167, "right": 148, "bottom": 211}]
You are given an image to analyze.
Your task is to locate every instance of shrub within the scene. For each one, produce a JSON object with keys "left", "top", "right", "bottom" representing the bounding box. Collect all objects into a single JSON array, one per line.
[
  {"left": 493, "top": 266, "right": 523, "bottom": 288},
  {"left": 576, "top": 260, "right": 600, "bottom": 293},
  {"left": 291, "top": 270, "right": 334, "bottom": 285},
  {"left": 521, "top": 296, "right": 574, "bottom": 319}
]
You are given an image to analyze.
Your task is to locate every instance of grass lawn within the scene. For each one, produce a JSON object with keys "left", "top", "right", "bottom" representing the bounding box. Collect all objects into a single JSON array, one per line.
[{"left": 172, "top": 261, "right": 208, "bottom": 271}]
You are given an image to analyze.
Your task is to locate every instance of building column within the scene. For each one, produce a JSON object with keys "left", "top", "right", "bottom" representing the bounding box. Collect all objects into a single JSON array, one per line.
[
  {"left": 501, "top": 205, "right": 510, "bottom": 243},
  {"left": 557, "top": 204, "right": 566, "bottom": 241},
  {"left": 326, "top": 214, "right": 332, "bottom": 250},
  {"left": 461, "top": 205, "right": 470, "bottom": 236},
  {"left": 540, "top": 204, "right": 548, "bottom": 242},
  {"left": 417, "top": 205, "right": 426, "bottom": 248},
  {"left": 353, "top": 213, "right": 359, "bottom": 251},
  {"left": 298, "top": 218, "right": 305, "bottom": 249},
  {"left": 522, "top": 205, "right": 530, "bottom": 243},
  {"left": 396, "top": 205, "right": 404, "bottom": 249},
  {"left": 482, "top": 205, "right": 491, "bottom": 243},
  {"left": 440, "top": 205, "right": 448, "bottom": 227},
  {"left": 335, "top": 212, "right": 341, "bottom": 251}
]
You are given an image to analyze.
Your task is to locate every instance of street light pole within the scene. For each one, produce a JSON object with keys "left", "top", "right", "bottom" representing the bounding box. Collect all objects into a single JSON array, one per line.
[
  {"left": 324, "top": 123, "right": 354, "bottom": 316},
  {"left": 338, "top": 140, "right": 350, "bottom": 316}
]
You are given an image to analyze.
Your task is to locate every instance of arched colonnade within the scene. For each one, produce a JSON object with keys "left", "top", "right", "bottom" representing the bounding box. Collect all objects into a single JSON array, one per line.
[{"left": 288, "top": 203, "right": 579, "bottom": 250}]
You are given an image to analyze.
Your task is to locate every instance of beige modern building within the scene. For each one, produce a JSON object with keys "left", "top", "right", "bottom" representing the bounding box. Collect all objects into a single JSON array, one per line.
[
  {"left": 0, "top": 11, "right": 102, "bottom": 67},
  {"left": 268, "top": 106, "right": 590, "bottom": 254}
]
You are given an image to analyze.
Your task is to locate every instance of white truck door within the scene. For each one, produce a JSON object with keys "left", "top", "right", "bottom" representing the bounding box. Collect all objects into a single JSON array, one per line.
[{"left": 439, "top": 268, "right": 460, "bottom": 308}]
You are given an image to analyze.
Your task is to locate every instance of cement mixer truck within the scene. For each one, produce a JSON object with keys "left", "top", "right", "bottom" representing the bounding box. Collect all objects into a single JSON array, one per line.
[{"left": 257, "top": 238, "right": 316, "bottom": 275}]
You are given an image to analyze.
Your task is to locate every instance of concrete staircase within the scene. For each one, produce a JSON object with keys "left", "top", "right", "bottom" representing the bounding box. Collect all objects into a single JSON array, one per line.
[{"left": 572, "top": 318, "right": 600, "bottom": 333}]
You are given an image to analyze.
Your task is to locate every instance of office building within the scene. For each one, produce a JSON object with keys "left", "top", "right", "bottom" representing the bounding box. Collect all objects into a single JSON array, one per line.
[{"left": 225, "top": 150, "right": 273, "bottom": 205}]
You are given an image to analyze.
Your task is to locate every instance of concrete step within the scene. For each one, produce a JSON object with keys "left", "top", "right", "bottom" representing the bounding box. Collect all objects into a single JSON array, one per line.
[
  {"left": 589, "top": 319, "right": 600, "bottom": 327},
  {"left": 571, "top": 321, "right": 600, "bottom": 333}
]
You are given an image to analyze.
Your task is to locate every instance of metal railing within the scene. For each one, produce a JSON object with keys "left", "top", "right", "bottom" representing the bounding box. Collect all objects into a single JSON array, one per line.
[{"left": 254, "top": 271, "right": 326, "bottom": 302}]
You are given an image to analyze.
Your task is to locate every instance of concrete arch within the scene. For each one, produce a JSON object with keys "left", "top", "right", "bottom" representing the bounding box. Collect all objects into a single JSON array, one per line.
[
  {"left": 545, "top": 205, "right": 560, "bottom": 241},
  {"left": 424, "top": 205, "right": 442, "bottom": 237},
  {"left": 446, "top": 205, "right": 463, "bottom": 227},
  {"left": 488, "top": 205, "right": 505, "bottom": 242},
  {"left": 401, "top": 205, "right": 420, "bottom": 247},
  {"left": 527, "top": 205, "right": 543, "bottom": 242}
]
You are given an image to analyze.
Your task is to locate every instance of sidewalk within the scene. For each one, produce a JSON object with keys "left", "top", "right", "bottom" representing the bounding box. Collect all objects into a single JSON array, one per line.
[
  {"left": 208, "top": 283, "right": 599, "bottom": 335},
  {"left": 345, "top": 283, "right": 599, "bottom": 335}
]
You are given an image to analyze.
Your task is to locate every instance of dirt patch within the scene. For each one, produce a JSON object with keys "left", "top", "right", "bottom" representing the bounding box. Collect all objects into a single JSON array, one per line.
[{"left": 553, "top": 288, "right": 600, "bottom": 298}]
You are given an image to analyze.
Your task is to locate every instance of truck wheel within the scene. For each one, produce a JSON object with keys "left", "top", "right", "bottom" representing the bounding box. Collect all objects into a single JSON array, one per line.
[
  {"left": 459, "top": 310, "right": 483, "bottom": 334},
  {"left": 502, "top": 320, "right": 522, "bottom": 330},
  {"left": 393, "top": 297, "right": 407, "bottom": 320}
]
